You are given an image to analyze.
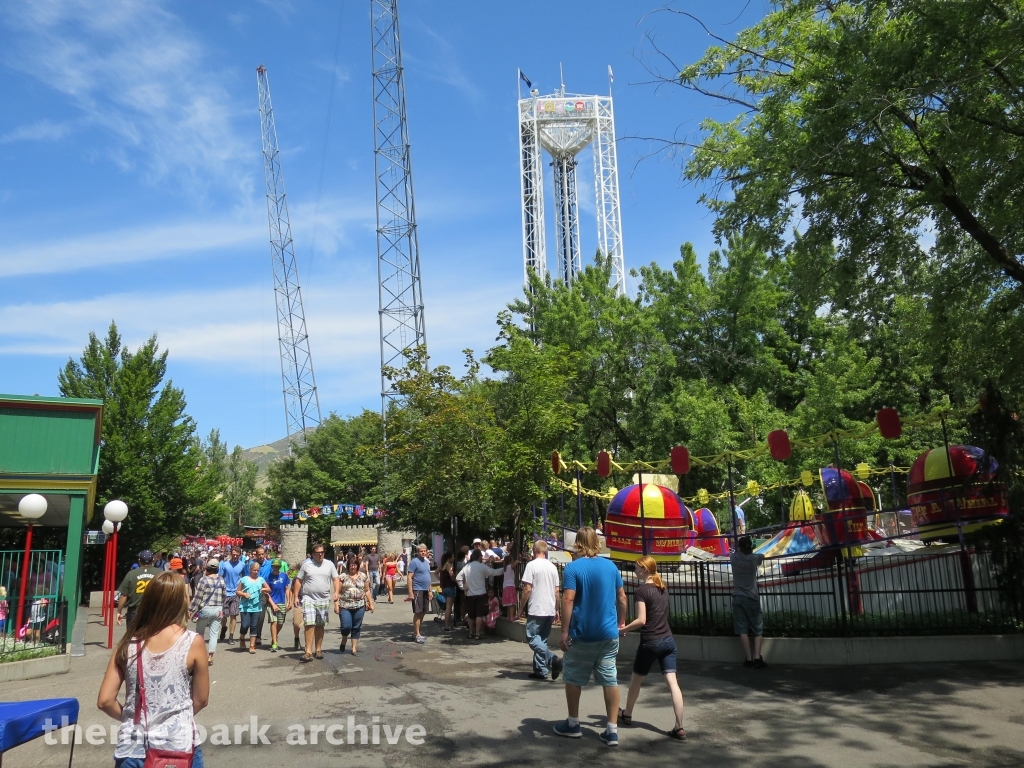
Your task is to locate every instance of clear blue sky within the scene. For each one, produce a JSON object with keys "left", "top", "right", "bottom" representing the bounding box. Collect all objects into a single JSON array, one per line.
[{"left": 0, "top": 0, "right": 763, "bottom": 450}]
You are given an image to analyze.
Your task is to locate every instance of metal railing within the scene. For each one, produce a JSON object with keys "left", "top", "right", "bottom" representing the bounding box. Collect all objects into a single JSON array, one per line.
[
  {"left": 512, "top": 545, "right": 1022, "bottom": 638},
  {"left": 0, "top": 549, "right": 67, "bottom": 660},
  {"left": 0, "top": 598, "right": 68, "bottom": 661}
]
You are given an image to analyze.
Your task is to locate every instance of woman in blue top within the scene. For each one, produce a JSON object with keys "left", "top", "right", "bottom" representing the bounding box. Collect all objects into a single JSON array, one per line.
[{"left": 236, "top": 561, "right": 269, "bottom": 654}]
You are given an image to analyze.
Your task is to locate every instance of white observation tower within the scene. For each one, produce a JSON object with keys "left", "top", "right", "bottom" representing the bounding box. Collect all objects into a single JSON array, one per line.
[{"left": 518, "top": 77, "right": 625, "bottom": 294}]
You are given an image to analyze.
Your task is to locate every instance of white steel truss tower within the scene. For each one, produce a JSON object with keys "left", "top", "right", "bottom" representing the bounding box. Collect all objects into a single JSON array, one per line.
[
  {"left": 257, "top": 65, "right": 322, "bottom": 442},
  {"left": 518, "top": 86, "right": 625, "bottom": 294},
  {"left": 371, "top": 0, "right": 427, "bottom": 415}
]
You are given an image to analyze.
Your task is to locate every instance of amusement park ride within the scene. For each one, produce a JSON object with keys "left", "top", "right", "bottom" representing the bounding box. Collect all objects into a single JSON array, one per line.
[{"left": 550, "top": 407, "right": 1009, "bottom": 571}]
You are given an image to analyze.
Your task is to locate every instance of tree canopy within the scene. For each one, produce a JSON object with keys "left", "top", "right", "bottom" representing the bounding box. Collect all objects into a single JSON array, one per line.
[
  {"left": 58, "top": 323, "right": 228, "bottom": 564},
  {"left": 657, "top": 0, "right": 1024, "bottom": 295}
]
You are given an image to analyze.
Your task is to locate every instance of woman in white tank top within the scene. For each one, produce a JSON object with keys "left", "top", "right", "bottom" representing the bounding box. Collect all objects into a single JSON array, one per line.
[{"left": 98, "top": 571, "right": 210, "bottom": 767}]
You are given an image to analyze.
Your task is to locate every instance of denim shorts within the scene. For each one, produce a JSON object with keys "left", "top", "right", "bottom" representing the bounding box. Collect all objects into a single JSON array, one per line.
[
  {"left": 732, "top": 595, "right": 764, "bottom": 636},
  {"left": 562, "top": 638, "right": 619, "bottom": 687},
  {"left": 632, "top": 635, "right": 678, "bottom": 675}
]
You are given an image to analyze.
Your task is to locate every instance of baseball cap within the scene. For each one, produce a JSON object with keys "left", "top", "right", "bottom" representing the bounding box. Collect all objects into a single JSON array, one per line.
[
  {"left": 206, "top": 558, "right": 220, "bottom": 569},
  {"left": 472, "top": 538, "right": 482, "bottom": 544},
  {"left": 271, "top": 559, "right": 282, "bottom": 568},
  {"left": 169, "top": 558, "right": 184, "bottom": 570},
  {"left": 138, "top": 549, "right": 154, "bottom": 562}
]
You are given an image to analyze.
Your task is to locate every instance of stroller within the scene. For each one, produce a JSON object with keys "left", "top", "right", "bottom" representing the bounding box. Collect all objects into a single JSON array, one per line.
[{"left": 430, "top": 586, "right": 447, "bottom": 623}]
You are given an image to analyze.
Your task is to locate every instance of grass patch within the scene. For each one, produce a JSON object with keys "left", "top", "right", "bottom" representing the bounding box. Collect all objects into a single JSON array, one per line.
[{"left": 0, "top": 639, "right": 62, "bottom": 663}]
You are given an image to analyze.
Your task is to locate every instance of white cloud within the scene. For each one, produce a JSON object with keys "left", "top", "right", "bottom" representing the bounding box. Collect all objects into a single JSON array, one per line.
[
  {"left": 0, "top": 277, "right": 514, "bottom": 376},
  {"left": 0, "top": 118, "right": 76, "bottom": 144},
  {"left": 405, "top": 22, "right": 481, "bottom": 103},
  {"left": 0, "top": 196, "right": 376, "bottom": 278},
  {"left": 1, "top": 0, "right": 253, "bottom": 197},
  {"left": 0, "top": 217, "right": 263, "bottom": 277}
]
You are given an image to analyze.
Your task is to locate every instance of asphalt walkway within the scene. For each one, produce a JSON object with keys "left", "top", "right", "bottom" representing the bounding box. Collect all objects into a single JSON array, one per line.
[{"left": 3, "top": 598, "right": 1024, "bottom": 767}]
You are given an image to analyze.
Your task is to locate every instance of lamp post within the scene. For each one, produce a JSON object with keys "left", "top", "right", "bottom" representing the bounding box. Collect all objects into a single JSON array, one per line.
[
  {"left": 100, "top": 519, "right": 119, "bottom": 626},
  {"left": 15, "top": 494, "right": 48, "bottom": 639},
  {"left": 103, "top": 500, "right": 128, "bottom": 649}
]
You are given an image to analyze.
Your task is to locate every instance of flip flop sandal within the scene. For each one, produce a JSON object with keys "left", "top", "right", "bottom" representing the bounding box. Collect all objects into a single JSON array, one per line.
[
  {"left": 619, "top": 710, "right": 633, "bottom": 726},
  {"left": 669, "top": 728, "right": 687, "bottom": 741},
  {"left": 300, "top": 655, "right": 313, "bottom": 663},
  {"left": 248, "top": 648, "right": 256, "bottom": 654},
  {"left": 314, "top": 652, "right": 324, "bottom": 660}
]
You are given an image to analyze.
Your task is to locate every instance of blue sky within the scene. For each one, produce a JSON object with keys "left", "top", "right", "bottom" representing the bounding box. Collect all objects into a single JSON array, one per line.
[{"left": 0, "top": 0, "right": 763, "bottom": 450}]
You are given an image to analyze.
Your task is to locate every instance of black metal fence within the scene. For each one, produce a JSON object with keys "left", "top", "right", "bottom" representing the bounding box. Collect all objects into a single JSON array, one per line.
[
  {"left": 0, "top": 598, "right": 68, "bottom": 661},
  {"left": 514, "top": 546, "right": 1023, "bottom": 638}
]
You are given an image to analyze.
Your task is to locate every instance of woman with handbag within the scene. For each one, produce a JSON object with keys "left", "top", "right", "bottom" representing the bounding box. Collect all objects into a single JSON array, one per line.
[
  {"left": 337, "top": 557, "right": 374, "bottom": 656},
  {"left": 98, "top": 570, "right": 210, "bottom": 768}
]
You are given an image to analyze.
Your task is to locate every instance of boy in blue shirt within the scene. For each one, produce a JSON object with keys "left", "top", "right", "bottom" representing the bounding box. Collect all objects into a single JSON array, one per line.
[{"left": 265, "top": 559, "right": 293, "bottom": 652}]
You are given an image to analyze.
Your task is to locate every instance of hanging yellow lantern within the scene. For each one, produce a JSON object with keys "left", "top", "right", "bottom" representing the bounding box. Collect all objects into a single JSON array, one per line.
[
  {"left": 800, "top": 470, "right": 814, "bottom": 487},
  {"left": 854, "top": 462, "right": 871, "bottom": 480},
  {"left": 696, "top": 488, "right": 710, "bottom": 506},
  {"left": 789, "top": 489, "right": 815, "bottom": 521},
  {"left": 746, "top": 479, "right": 760, "bottom": 497}
]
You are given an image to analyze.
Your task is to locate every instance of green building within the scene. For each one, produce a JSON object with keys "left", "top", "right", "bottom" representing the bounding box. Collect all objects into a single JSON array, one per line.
[{"left": 0, "top": 394, "right": 103, "bottom": 632}]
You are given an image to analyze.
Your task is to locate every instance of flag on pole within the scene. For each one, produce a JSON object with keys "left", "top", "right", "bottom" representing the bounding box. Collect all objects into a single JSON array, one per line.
[
  {"left": 608, "top": 65, "right": 614, "bottom": 84},
  {"left": 519, "top": 69, "right": 532, "bottom": 88}
]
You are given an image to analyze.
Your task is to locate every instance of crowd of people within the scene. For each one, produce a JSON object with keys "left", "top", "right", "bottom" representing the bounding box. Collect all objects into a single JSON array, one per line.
[{"left": 102, "top": 528, "right": 769, "bottom": 755}]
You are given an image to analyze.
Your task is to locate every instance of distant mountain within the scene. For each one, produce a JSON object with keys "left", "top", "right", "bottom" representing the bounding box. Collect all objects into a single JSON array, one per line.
[{"left": 239, "top": 433, "right": 296, "bottom": 475}]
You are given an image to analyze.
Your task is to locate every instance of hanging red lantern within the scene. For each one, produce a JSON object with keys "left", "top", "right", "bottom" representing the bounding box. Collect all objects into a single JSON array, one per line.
[
  {"left": 551, "top": 451, "right": 562, "bottom": 475},
  {"left": 597, "top": 450, "right": 611, "bottom": 478},
  {"left": 670, "top": 445, "right": 690, "bottom": 475},
  {"left": 877, "top": 408, "right": 902, "bottom": 439},
  {"left": 767, "top": 430, "right": 792, "bottom": 461}
]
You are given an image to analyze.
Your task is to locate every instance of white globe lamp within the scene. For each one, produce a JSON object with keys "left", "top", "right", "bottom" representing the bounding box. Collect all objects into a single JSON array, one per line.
[
  {"left": 18, "top": 493, "right": 47, "bottom": 520},
  {"left": 104, "top": 500, "right": 128, "bottom": 523}
]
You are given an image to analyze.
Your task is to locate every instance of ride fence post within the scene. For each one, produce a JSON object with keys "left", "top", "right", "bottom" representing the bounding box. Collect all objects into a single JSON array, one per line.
[
  {"left": 726, "top": 460, "right": 738, "bottom": 551},
  {"left": 940, "top": 417, "right": 978, "bottom": 614},
  {"left": 576, "top": 468, "right": 583, "bottom": 530},
  {"left": 637, "top": 471, "right": 648, "bottom": 556}
]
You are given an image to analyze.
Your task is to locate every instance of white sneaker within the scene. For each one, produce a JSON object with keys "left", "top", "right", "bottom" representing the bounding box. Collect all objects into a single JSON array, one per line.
[{"left": 415, "top": 635, "right": 426, "bottom": 644}]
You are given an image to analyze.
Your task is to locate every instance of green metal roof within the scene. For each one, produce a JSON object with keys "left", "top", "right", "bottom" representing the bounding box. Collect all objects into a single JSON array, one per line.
[{"left": 0, "top": 394, "right": 103, "bottom": 476}]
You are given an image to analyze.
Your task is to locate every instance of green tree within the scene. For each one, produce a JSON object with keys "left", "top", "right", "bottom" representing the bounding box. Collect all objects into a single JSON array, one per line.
[
  {"left": 380, "top": 349, "right": 498, "bottom": 535},
  {"left": 665, "top": 0, "right": 1024, "bottom": 293},
  {"left": 264, "top": 411, "right": 385, "bottom": 522},
  {"left": 224, "top": 446, "right": 261, "bottom": 528},
  {"left": 58, "top": 322, "right": 215, "bottom": 566},
  {"left": 484, "top": 315, "right": 578, "bottom": 545}
]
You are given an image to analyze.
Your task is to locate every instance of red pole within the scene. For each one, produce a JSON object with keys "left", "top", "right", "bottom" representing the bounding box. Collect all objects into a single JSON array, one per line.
[
  {"left": 15, "top": 524, "right": 34, "bottom": 639},
  {"left": 107, "top": 528, "right": 118, "bottom": 649},
  {"left": 101, "top": 536, "right": 111, "bottom": 625}
]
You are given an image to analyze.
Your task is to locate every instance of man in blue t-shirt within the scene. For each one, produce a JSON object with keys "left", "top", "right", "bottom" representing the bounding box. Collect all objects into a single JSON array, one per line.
[
  {"left": 554, "top": 527, "right": 627, "bottom": 746},
  {"left": 407, "top": 543, "right": 433, "bottom": 644},
  {"left": 218, "top": 549, "right": 247, "bottom": 643}
]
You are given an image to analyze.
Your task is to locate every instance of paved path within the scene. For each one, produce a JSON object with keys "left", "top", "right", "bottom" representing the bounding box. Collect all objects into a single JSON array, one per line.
[{"left": 4, "top": 599, "right": 1024, "bottom": 767}]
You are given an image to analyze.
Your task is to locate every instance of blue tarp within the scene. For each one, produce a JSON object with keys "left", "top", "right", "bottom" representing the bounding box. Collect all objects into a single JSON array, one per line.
[{"left": 0, "top": 698, "right": 79, "bottom": 753}]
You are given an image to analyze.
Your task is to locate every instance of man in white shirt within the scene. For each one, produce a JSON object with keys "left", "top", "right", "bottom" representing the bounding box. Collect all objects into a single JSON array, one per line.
[
  {"left": 291, "top": 544, "right": 339, "bottom": 662},
  {"left": 516, "top": 540, "right": 562, "bottom": 680},
  {"left": 457, "top": 549, "right": 507, "bottom": 639}
]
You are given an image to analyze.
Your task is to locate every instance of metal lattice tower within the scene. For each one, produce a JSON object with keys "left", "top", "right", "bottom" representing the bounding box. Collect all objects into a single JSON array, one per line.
[
  {"left": 257, "top": 65, "right": 322, "bottom": 442},
  {"left": 371, "top": 0, "right": 427, "bottom": 415},
  {"left": 519, "top": 84, "right": 625, "bottom": 294}
]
